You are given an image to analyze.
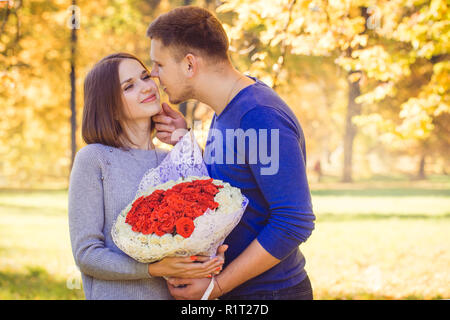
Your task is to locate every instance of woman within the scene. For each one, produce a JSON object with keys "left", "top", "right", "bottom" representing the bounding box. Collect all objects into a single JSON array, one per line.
[{"left": 68, "top": 53, "right": 223, "bottom": 300}]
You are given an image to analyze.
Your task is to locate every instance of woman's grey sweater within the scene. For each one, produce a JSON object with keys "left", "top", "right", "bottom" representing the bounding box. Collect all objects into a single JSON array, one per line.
[{"left": 68, "top": 143, "right": 173, "bottom": 300}]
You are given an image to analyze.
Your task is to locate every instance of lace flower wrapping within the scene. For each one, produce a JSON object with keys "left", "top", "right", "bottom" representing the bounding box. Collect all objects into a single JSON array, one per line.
[{"left": 111, "top": 130, "right": 249, "bottom": 263}]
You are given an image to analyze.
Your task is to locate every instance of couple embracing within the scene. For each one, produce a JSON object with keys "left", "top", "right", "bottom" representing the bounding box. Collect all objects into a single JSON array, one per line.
[{"left": 68, "top": 6, "right": 315, "bottom": 300}]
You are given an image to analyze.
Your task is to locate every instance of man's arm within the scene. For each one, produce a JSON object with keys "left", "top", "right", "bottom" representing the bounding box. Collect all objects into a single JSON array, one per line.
[
  {"left": 213, "top": 239, "right": 279, "bottom": 296},
  {"left": 167, "top": 239, "right": 278, "bottom": 299},
  {"left": 244, "top": 106, "right": 315, "bottom": 260}
]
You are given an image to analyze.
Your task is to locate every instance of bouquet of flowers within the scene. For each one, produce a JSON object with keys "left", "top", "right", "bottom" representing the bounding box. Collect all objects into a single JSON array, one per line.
[{"left": 111, "top": 130, "right": 249, "bottom": 264}]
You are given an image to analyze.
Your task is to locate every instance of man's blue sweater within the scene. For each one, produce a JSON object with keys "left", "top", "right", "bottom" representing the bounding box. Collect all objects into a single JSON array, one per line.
[{"left": 204, "top": 77, "right": 315, "bottom": 296}]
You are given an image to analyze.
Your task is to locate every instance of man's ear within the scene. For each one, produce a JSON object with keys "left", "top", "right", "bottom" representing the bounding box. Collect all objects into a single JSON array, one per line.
[{"left": 183, "top": 53, "right": 198, "bottom": 78}]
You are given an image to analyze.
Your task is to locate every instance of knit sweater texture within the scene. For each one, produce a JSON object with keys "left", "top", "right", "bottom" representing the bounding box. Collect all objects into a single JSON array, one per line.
[{"left": 68, "top": 143, "right": 172, "bottom": 300}]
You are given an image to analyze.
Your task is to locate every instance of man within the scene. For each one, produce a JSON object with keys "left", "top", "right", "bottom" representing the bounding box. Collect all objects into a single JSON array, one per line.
[{"left": 148, "top": 6, "right": 315, "bottom": 300}]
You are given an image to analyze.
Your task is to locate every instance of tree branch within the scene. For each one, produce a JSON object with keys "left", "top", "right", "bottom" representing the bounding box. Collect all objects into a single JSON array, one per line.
[
  {"left": 272, "top": 0, "right": 296, "bottom": 90},
  {"left": 0, "top": 3, "right": 11, "bottom": 37}
]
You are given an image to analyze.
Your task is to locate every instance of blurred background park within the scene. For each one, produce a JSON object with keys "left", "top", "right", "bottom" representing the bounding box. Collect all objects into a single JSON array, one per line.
[{"left": 0, "top": 0, "right": 449, "bottom": 299}]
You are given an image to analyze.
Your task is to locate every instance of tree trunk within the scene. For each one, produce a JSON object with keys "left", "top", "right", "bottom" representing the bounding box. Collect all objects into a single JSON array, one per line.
[
  {"left": 342, "top": 72, "right": 362, "bottom": 182},
  {"left": 69, "top": 1, "right": 78, "bottom": 170},
  {"left": 341, "top": 7, "right": 369, "bottom": 183},
  {"left": 417, "top": 154, "right": 426, "bottom": 180}
]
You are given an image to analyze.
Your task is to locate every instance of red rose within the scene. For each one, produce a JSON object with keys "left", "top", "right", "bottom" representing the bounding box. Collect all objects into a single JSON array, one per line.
[
  {"left": 125, "top": 179, "right": 223, "bottom": 236},
  {"left": 175, "top": 217, "right": 195, "bottom": 238},
  {"left": 159, "top": 214, "right": 176, "bottom": 234}
]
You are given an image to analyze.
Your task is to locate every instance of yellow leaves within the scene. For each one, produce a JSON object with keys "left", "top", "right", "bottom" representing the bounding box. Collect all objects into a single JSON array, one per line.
[
  {"left": 216, "top": 0, "right": 241, "bottom": 14},
  {"left": 348, "top": 72, "right": 361, "bottom": 83},
  {"left": 356, "top": 82, "right": 395, "bottom": 105},
  {"left": 353, "top": 113, "right": 385, "bottom": 135},
  {"left": 350, "top": 34, "right": 368, "bottom": 48},
  {"left": 222, "top": 23, "right": 242, "bottom": 45},
  {"left": 434, "top": 102, "right": 449, "bottom": 116},
  {"left": 431, "top": 61, "right": 450, "bottom": 92},
  {"left": 0, "top": 0, "right": 446, "bottom": 186},
  {"left": 251, "top": 52, "right": 268, "bottom": 62},
  {"left": 340, "top": 46, "right": 410, "bottom": 84},
  {"left": 317, "top": 30, "right": 338, "bottom": 52},
  {"left": 389, "top": 0, "right": 448, "bottom": 61},
  {"left": 291, "top": 16, "right": 305, "bottom": 30},
  {"left": 396, "top": 96, "right": 439, "bottom": 140},
  {"left": 218, "top": 0, "right": 262, "bottom": 23},
  {"left": 429, "top": 0, "right": 448, "bottom": 19},
  {"left": 105, "top": 6, "right": 116, "bottom": 16},
  {"left": 417, "top": 42, "right": 435, "bottom": 59},
  {"left": 222, "top": 0, "right": 379, "bottom": 58},
  {"left": 289, "top": 35, "right": 313, "bottom": 55},
  {"left": 399, "top": 61, "right": 450, "bottom": 127},
  {"left": 355, "top": 96, "right": 442, "bottom": 145},
  {"left": 0, "top": 71, "right": 16, "bottom": 90},
  {"left": 331, "top": 16, "right": 366, "bottom": 41},
  {"left": 1, "top": 0, "right": 151, "bottom": 187},
  {"left": 52, "top": 8, "right": 71, "bottom": 27},
  {"left": 158, "top": 0, "right": 172, "bottom": 12},
  {"left": 260, "top": 75, "right": 274, "bottom": 88},
  {"left": 264, "top": 31, "right": 283, "bottom": 47},
  {"left": 328, "top": 0, "right": 350, "bottom": 12}
]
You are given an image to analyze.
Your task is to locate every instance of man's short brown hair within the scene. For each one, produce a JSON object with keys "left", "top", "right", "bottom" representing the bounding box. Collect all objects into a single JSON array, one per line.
[{"left": 146, "top": 6, "right": 229, "bottom": 62}]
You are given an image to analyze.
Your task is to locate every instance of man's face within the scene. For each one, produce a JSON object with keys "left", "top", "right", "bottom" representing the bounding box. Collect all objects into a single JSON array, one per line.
[{"left": 149, "top": 38, "right": 193, "bottom": 105}]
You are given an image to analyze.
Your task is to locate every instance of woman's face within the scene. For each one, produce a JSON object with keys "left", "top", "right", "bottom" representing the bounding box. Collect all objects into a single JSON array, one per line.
[{"left": 118, "top": 58, "right": 162, "bottom": 122}]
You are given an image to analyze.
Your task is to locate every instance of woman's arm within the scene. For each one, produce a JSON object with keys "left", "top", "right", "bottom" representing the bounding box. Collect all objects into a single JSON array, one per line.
[{"left": 68, "top": 146, "right": 151, "bottom": 280}]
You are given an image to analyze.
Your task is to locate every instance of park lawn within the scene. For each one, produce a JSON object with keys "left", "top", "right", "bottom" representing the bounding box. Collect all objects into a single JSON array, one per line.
[
  {"left": 302, "top": 219, "right": 449, "bottom": 299},
  {"left": 0, "top": 178, "right": 449, "bottom": 300},
  {"left": 0, "top": 190, "right": 83, "bottom": 299},
  {"left": 304, "top": 178, "right": 450, "bottom": 299}
]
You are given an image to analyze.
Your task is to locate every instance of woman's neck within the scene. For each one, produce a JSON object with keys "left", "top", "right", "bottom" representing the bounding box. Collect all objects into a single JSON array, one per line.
[{"left": 121, "top": 120, "right": 154, "bottom": 150}]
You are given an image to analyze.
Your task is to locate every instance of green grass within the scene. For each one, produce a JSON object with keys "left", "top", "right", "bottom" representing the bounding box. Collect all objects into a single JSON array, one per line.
[
  {"left": 0, "top": 176, "right": 449, "bottom": 299},
  {"left": 304, "top": 176, "right": 450, "bottom": 299},
  {"left": 0, "top": 266, "right": 82, "bottom": 300},
  {"left": 0, "top": 189, "right": 84, "bottom": 300},
  {"left": 301, "top": 218, "right": 449, "bottom": 299},
  {"left": 310, "top": 176, "right": 450, "bottom": 218}
]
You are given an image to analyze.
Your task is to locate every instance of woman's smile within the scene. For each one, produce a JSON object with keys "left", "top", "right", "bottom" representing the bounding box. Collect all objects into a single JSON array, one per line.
[{"left": 141, "top": 93, "right": 157, "bottom": 103}]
